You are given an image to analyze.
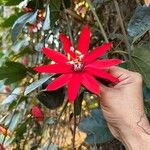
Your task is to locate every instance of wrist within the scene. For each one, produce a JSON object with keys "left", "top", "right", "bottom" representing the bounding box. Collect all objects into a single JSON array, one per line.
[{"left": 119, "top": 114, "right": 150, "bottom": 150}]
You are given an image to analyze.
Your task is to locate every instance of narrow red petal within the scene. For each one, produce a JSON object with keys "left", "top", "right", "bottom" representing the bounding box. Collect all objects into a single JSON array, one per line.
[
  {"left": 86, "top": 59, "right": 122, "bottom": 69},
  {"left": 81, "top": 73, "right": 99, "bottom": 95},
  {"left": 77, "top": 25, "right": 90, "bottom": 54},
  {"left": 86, "top": 68, "right": 119, "bottom": 83},
  {"left": 83, "top": 43, "right": 112, "bottom": 64},
  {"left": 34, "top": 63, "right": 72, "bottom": 74},
  {"left": 42, "top": 47, "right": 67, "bottom": 63},
  {"left": 47, "top": 74, "right": 72, "bottom": 91},
  {"left": 59, "top": 33, "right": 75, "bottom": 58},
  {"left": 68, "top": 74, "right": 81, "bottom": 103}
]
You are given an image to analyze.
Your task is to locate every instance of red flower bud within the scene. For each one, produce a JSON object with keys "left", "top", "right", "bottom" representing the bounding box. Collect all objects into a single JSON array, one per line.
[
  {"left": 31, "top": 106, "right": 44, "bottom": 121},
  {"left": 0, "top": 144, "right": 5, "bottom": 150}
]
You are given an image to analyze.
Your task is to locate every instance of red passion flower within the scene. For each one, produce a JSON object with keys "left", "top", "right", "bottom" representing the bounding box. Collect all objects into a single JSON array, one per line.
[{"left": 34, "top": 25, "right": 122, "bottom": 103}]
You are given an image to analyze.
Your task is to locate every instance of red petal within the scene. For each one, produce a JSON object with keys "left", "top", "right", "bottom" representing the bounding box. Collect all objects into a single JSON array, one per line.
[
  {"left": 81, "top": 73, "right": 99, "bottom": 95},
  {"left": 86, "top": 68, "right": 119, "bottom": 82},
  {"left": 67, "top": 74, "right": 81, "bottom": 103},
  {"left": 33, "top": 64, "right": 72, "bottom": 74},
  {"left": 47, "top": 74, "right": 72, "bottom": 91},
  {"left": 86, "top": 59, "right": 122, "bottom": 69},
  {"left": 83, "top": 43, "right": 112, "bottom": 64},
  {"left": 42, "top": 47, "right": 67, "bottom": 63},
  {"left": 77, "top": 25, "right": 90, "bottom": 54},
  {"left": 59, "top": 33, "right": 75, "bottom": 58}
]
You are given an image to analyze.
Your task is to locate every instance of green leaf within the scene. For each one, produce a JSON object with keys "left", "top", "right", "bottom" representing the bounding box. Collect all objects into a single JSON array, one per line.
[
  {"left": 13, "top": 122, "right": 27, "bottom": 142},
  {"left": 0, "top": 61, "right": 27, "bottom": 85},
  {"left": 131, "top": 45, "right": 150, "bottom": 89},
  {"left": 43, "top": 5, "right": 50, "bottom": 30},
  {"left": 79, "top": 109, "right": 113, "bottom": 144},
  {"left": 128, "top": 5, "right": 150, "bottom": 43},
  {"left": 0, "top": 12, "right": 24, "bottom": 28},
  {"left": 24, "top": 76, "right": 51, "bottom": 96},
  {"left": 11, "top": 11, "right": 38, "bottom": 43},
  {"left": 0, "top": 0, "right": 21, "bottom": 6}
]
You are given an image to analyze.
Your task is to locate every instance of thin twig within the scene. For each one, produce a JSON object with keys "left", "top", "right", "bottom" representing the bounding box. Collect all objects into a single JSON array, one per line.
[
  {"left": 62, "top": 0, "right": 74, "bottom": 45},
  {"left": 0, "top": 92, "right": 33, "bottom": 98},
  {"left": 113, "top": 0, "right": 132, "bottom": 69},
  {"left": 87, "top": 0, "right": 109, "bottom": 42}
]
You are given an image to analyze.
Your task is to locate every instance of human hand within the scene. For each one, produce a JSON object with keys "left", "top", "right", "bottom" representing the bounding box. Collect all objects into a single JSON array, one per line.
[{"left": 100, "top": 66, "right": 150, "bottom": 150}]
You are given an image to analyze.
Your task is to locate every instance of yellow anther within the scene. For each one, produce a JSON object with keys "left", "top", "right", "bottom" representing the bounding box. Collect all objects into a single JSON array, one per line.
[
  {"left": 67, "top": 53, "right": 71, "bottom": 61},
  {"left": 75, "top": 50, "right": 82, "bottom": 55}
]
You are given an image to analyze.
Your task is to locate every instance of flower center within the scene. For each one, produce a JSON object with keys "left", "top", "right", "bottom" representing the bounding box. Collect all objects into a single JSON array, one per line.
[
  {"left": 73, "top": 61, "right": 84, "bottom": 72},
  {"left": 67, "top": 50, "right": 84, "bottom": 72}
]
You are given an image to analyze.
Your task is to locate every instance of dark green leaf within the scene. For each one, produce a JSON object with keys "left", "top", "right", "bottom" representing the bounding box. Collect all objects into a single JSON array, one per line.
[
  {"left": 36, "top": 87, "right": 65, "bottom": 109},
  {"left": 14, "top": 122, "right": 27, "bottom": 142},
  {"left": 74, "top": 92, "right": 84, "bottom": 116},
  {"left": 26, "top": 0, "right": 44, "bottom": 10},
  {"left": 144, "top": 99, "right": 150, "bottom": 117},
  {"left": 128, "top": 5, "right": 150, "bottom": 43},
  {"left": 63, "top": 0, "right": 71, "bottom": 9},
  {"left": 131, "top": 45, "right": 150, "bottom": 89},
  {"left": 79, "top": 109, "right": 113, "bottom": 144},
  {"left": 50, "top": 0, "right": 61, "bottom": 27},
  {"left": 144, "top": 85, "right": 150, "bottom": 100},
  {"left": 0, "top": 61, "right": 27, "bottom": 85}
]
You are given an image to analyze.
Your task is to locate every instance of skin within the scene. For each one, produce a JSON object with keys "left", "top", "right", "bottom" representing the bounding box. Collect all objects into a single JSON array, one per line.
[{"left": 100, "top": 66, "right": 150, "bottom": 150}]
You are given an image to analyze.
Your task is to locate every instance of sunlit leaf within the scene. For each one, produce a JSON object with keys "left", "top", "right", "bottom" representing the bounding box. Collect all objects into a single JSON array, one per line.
[
  {"left": 11, "top": 11, "right": 38, "bottom": 43},
  {"left": 2, "top": 87, "right": 20, "bottom": 105},
  {"left": 24, "top": 76, "right": 51, "bottom": 96}
]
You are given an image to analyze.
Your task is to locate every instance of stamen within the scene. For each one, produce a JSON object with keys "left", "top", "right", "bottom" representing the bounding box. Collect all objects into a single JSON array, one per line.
[
  {"left": 75, "top": 50, "right": 82, "bottom": 55},
  {"left": 67, "top": 53, "right": 71, "bottom": 61}
]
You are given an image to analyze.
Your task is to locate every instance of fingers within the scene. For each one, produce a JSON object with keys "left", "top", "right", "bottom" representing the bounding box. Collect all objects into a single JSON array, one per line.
[{"left": 108, "top": 66, "right": 131, "bottom": 82}]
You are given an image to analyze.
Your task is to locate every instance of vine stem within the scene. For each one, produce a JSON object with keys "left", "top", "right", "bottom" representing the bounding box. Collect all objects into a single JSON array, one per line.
[
  {"left": 113, "top": 0, "right": 132, "bottom": 69},
  {"left": 72, "top": 103, "right": 77, "bottom": 150},
  {"left": 86, "top": 0, "right": 109, "bottom": 43}
]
